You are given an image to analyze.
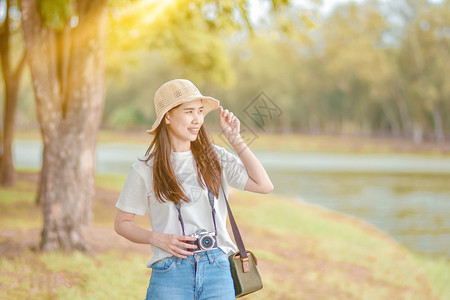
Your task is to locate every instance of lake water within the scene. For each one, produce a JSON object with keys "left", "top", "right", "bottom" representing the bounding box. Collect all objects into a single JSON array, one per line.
[{"left": 13, "top": 140, "right": 450, "bottom": 257}]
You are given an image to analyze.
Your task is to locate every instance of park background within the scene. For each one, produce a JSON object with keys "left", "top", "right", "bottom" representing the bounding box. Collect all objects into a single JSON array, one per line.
[{"left": 1, "top": 0, "right": 449, "bottom": 299}]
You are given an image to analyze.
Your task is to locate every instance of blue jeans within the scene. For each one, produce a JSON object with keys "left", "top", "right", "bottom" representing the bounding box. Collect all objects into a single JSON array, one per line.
[{"left": 146, "top": 248, "right": 235, "bottom": 300}]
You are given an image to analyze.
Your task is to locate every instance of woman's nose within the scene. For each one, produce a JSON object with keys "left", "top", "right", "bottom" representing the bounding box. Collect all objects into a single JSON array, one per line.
[{"left": 193, "top": 111, "right": 203, "bottom": 123}]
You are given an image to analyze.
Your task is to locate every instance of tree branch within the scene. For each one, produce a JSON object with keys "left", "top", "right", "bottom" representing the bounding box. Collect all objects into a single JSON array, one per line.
[{"left": 237, "top": 1, "right": 253, "bottom": 36}]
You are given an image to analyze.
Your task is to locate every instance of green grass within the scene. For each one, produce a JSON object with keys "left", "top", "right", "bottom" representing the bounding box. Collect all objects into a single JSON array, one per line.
[
  {"left": 0, "top": 180, "right": 41, "bottom": 229},
  {"left": 1, "top": 172, "right": 449, "bottom": 299},
  {"left": 410, "top": 252, "right": 450, "bottom": 297},
  {"left": 1, "top": 250, "right": 150, "bottom": 299},
  {"left": 230, "top": 190, "right": 449, "bottom": 299},
  {"left": 0, "top": 180, "right": 37, "bottom": 205},
  {"left": 95, "top": 173, "right": 127, "bottom": 192}
]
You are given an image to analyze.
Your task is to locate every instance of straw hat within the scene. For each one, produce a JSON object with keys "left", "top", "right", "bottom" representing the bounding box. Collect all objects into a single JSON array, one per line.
[{"left": 146, "top": 79, "right": 220, "bottom": 135}]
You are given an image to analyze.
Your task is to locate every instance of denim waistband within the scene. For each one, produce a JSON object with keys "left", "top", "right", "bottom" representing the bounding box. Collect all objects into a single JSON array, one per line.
[{"left": 179, "top": 248, "right": 225, "bottom": 264}]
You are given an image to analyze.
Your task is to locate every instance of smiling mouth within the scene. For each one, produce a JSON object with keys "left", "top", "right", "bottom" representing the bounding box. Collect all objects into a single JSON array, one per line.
[{"left": 188, "top": 128, "right": 200, "bottom": 134}]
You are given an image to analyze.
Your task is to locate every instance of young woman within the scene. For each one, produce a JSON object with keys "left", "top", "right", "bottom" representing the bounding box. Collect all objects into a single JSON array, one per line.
[{"left": 114, "top": 79, "right": 273, "bottom": 299}]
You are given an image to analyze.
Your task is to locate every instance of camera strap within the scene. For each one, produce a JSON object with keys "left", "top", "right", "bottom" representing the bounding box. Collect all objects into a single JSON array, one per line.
[
  {"left": 175, "top": 188, "right": 217, "bottom": 236},
  {"left": 175, "top": 186, "right": 249, "bottom": 262}
]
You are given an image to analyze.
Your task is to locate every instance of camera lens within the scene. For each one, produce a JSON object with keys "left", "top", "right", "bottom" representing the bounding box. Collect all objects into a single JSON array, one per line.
[{"left": 199, "top": 236, "right": 214, "bottom": 250}]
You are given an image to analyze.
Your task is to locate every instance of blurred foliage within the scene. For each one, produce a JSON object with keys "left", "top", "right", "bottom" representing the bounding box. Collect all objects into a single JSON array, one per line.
[
  {"left": 106, "top": 0, "right": 319, "bottom": 87},
  {"left": 103, "top": 0, "right": 450, "bottom": 143},
  {"left": 37, "top": 0, "right": 74, "bottom": 30},
  {"left": 107, "top": 1, "right": 235, "bottom": 87},
  {"left": 103, "top": 0, "right": 320, "bottom": 128},
  {"left": 2, "top": 0, "right": 449, "bottom": 143}
]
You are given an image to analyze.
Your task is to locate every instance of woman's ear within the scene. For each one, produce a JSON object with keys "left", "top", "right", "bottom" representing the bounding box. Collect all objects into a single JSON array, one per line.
[{"left": 165, "top": 114, "right": 170, "bottom": 124}]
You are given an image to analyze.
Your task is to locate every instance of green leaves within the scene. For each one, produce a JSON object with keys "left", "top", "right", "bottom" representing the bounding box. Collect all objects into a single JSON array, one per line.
[{"left": 37, "top": 0, "right": 73, "bottom": 30}]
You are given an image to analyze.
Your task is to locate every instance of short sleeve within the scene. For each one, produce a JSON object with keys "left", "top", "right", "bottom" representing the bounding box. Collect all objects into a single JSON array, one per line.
[
  {"left": 214, "top": 145, "right": 249, "bottom": 190},
  {"left": 115, "top": 166, "right": 148, "bottom": 216}
]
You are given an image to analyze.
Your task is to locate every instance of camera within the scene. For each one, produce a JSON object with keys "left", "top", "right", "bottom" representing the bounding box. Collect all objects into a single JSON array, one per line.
[{"left": 188, "top": 229, "right": 218, "bottom": 253}]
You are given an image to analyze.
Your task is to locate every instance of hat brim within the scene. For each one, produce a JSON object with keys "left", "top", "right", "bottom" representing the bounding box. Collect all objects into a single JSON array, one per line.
[{"left": 146, "top": 96, "right": 220, "bottom": 135}]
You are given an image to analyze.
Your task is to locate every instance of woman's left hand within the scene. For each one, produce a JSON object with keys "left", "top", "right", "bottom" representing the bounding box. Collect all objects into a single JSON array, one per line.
[{"left": 219, "top": 106, "right": 243, "bottom": 146}]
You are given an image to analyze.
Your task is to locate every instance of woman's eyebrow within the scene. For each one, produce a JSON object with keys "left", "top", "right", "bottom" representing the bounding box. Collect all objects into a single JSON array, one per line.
[{"left": 183, "top": 106, "right": 204, "bottom": 110}]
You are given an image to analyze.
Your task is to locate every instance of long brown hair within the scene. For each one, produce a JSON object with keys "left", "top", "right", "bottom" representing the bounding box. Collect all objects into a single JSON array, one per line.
[{"left": 143, "top": 120, "right": 222, "bottom": 205}]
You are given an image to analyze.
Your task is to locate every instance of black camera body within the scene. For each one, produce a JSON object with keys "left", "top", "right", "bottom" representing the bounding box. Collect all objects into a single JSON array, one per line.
[{"left": 188, "top": 229, "right": 218, "bottom": 253}]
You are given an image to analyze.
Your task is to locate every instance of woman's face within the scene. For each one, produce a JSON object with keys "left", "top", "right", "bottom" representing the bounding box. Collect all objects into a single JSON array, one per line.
[{"left": 165, "top": 99, "right": 204, "bottom": 150}]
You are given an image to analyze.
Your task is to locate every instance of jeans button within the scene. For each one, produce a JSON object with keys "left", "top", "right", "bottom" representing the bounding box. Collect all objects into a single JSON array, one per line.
[{"left": 196, "top": 254, "right": 201, "bottom": 259}]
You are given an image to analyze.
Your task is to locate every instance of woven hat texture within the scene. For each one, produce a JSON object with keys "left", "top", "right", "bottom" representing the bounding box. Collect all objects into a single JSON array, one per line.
[{"left": 146, "top": 79, "right": 219, "bottom": 134}]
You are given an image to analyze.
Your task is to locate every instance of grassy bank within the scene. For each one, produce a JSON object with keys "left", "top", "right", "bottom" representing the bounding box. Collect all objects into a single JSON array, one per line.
[{"left": 0, "top": 172, "right": 449, "bottom": 299}]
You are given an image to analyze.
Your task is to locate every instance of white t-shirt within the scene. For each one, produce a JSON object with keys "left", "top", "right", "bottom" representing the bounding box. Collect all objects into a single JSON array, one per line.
[{"left": 115, "top": 144, "right": 249, "bottom": 267}]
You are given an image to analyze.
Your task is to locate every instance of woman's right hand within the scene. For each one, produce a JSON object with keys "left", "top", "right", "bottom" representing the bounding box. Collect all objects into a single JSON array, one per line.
[{"left": 150, "top": 232, "right": 198, "bottom": 259}]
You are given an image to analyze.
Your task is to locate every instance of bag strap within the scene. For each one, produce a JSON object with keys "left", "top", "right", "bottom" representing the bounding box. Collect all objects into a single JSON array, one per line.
[{"left": 221, "top": 186, "right": 248, "bottom": 260}]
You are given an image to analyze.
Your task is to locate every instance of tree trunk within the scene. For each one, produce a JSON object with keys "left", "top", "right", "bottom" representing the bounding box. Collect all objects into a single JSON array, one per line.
[
  {"left": 381, "top": 100, "right": 401, "bottom": 137},
  {"left": 0, "top": 78, "right": 19, "bottom": 186},
  {"left": 431, "top": 102, "right": 445, "bottom": 145},
  {"left": 393, "top": 92, "right": 412, "bottom": 137},
  {"left": 413, "top": 122, "right": 423, "bottom": 145},
  {"left": 309, "top": 113, "right": 320, "bottom": 134},
  {"left": 0, "top": 0, "right": 27, "bottom": 187},
  {"left": 21, "top": 0, "right": 107, "bottom": 252}
]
